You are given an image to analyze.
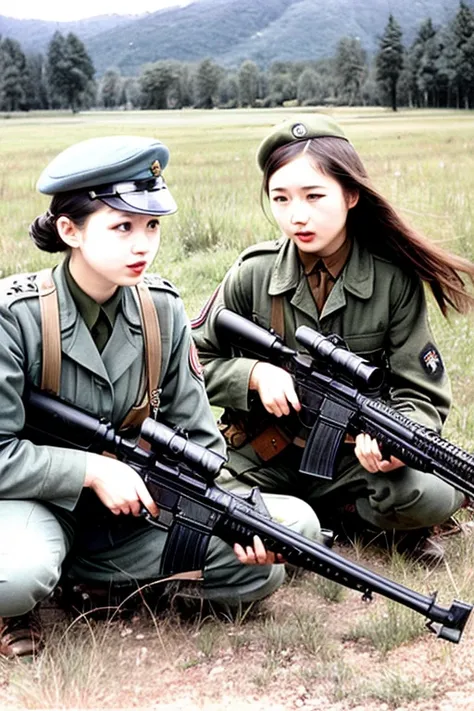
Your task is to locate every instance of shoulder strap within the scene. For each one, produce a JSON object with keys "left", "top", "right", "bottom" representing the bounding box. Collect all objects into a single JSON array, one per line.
[
  {"left": 271, "top": 295, "right": 285, "bottom": 340},
  {"left": 38, "top": 268, "right": 61, "bottom": 395},
  {"left": 120, "top": 282, "right": 162, "bottom": 430},
  {"left": 135, "top": 281, "right": 162, "bottom": 414},
  {"left": 37, "top": 270, "right": 161, "bottom": 426}
]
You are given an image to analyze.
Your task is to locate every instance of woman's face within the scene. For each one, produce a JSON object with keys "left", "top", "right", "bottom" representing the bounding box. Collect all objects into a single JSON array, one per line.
[
  {"left": 59, "top": 205, "right": 161, "bottom": 299},
  {"left": 267, "top": 155, "right": 358, "bottom": 257}
]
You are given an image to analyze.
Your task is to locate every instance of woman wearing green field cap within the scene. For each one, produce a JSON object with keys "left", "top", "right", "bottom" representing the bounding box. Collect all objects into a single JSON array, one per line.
[
  {"left": 193, "top": 113, "right": 474, "bottom": 564},
  {"left": 0, "top": 135, "right": 320, "bottom": 659}
]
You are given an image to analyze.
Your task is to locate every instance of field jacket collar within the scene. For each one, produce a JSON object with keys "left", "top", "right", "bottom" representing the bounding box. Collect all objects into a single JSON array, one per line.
[
  {"left": 52, "top": 260, "right": 143, "bottom": 383},
  {"left": 268, "top": 237, "right": 375, "bottom": 319}
]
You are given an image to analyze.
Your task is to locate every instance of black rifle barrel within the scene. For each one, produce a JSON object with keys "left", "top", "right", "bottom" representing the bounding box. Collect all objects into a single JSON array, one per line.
[
  {"left": 213, "top": 502, "right": 471, "bottom": 643},
  {"left": 215, "top": 308, "right": 296, "bottom": 360},
  {"left": 21, "top": 389, "right": 473, "bottom": 644}
]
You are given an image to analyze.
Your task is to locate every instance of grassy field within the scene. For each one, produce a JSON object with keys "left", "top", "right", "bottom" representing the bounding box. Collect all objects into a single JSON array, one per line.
[
  {"left": 1, "top": 106, "right": 473, "bottom": 445},
  {"left": 1, "top": 107, "right": 474, "bottom": 709}
]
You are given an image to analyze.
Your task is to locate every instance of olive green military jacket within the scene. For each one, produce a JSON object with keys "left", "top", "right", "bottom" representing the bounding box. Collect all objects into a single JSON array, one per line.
[
  {"left": 192, "top": 237, "right": 451, "bottom": 432},
  {"left": 0, "top": 260, "right": 224, "bottom": 512}
]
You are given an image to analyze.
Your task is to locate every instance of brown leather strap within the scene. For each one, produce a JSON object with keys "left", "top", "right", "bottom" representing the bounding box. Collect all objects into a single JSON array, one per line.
[
  {"left": 271, "top": 295, "right": 285, "bottom": 339},
  {"left": 37, "top": 269, "right": 161, "bottom": 428},
  {"left": 136, "top": 281, "right": 161, "bottom": 410},
  {"left": 38, "top": 268, "right": 61, "bottom": 395},
  {"left": 120, "top": 282, "right": 162, "bottom": 430}
]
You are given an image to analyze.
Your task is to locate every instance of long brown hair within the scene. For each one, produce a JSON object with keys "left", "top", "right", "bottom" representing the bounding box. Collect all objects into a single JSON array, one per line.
[{"left": 262, "top": 137, "right": 474, "bottom": 316}]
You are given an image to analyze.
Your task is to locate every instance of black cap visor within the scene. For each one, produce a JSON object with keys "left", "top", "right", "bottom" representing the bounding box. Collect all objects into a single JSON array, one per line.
[{"left": 89, "top": 177, "right": 177, "bottom": 216}]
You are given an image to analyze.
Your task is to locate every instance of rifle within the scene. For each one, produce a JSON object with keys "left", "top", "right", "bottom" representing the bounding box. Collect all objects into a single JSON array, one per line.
[
  {"left": 22, "top": 388, "right": 472, "bottom": 643},
  {"left": 215, "top": 309, "right": 474, "bottom": 499}
]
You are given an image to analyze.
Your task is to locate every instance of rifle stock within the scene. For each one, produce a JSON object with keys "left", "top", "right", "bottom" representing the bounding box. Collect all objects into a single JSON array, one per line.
[{"left": 21, "top": 388, "right": 472, "bottom": 643}]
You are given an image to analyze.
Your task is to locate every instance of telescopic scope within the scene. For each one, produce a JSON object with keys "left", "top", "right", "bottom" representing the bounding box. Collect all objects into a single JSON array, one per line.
[{"left": 295, "top": 326, "right": 384, "bottom": 390}]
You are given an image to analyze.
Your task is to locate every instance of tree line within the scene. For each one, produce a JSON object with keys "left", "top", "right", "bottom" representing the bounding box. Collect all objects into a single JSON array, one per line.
[{"left": 1, "top": 2, "right": 474, "bottom": 113}]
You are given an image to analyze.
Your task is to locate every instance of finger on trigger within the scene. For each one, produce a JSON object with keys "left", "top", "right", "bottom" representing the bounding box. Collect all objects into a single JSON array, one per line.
[
  {"left": 253, "top": 535, "right": 267, "bottom": 563},
  {"left": 286, "top": 385, "right": 301, "bottom": 412}
]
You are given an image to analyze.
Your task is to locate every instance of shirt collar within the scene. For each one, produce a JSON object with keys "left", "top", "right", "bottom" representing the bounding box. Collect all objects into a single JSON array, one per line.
[
  {"left": 64, "top": 259, "right": 123, "bottom": 330},
  {"left": 269, "top": 236, "right": 374, "bottom": 299},
  {"left": 298, "top": 237, "right": 352, "bottom": 279}
]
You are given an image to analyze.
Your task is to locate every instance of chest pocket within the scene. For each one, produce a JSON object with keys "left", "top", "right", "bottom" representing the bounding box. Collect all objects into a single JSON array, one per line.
[
  {"left": 37, "top": 268, "right": 162, "bottom": 430},
  {"left": 342, "top": 333, "right": 391, "bottom": 398}
]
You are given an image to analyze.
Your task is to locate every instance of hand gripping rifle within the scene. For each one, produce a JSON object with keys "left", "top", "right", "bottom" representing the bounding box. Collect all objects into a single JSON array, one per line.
[
  {"left": 23, "top": 389, "right": 472, "bottom": 643},
  {"left": 215, "top": 309, "right": 474, "bottom": 500}
]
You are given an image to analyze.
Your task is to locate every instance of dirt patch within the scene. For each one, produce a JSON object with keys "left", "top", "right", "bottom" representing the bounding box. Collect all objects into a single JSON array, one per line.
[{"left": 2, "top": 538, "right": 474, "bottom": 711}]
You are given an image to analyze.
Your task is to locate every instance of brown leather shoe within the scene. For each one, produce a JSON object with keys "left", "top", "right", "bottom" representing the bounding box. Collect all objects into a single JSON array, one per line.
[{"left": 0, "top": 611, "right": 43, "bottom": 658}]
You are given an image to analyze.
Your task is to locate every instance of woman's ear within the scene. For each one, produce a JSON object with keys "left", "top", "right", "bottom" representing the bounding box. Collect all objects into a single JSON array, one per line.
[
  {"left": 346, "top": 190, "right": 359, "bottom": 210},
  {"left": 56, "top": 216, "right": 81, "bottom": 249}
]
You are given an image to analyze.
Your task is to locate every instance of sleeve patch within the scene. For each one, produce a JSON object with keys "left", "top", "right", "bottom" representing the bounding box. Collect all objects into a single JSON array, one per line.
[
  {"left": 189, "top": 340, "right": 204, "bottom": 379},
  {"left": 419, "top": 343, "right": 444, "bottom": 379}
]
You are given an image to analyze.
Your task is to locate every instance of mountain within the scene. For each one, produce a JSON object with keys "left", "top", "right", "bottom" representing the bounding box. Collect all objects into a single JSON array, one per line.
[
  {"left": 0, "top": 0, "right": 468, "bottom": 75},
  {"left": 0, "top": 13, "right": 139, "bottom": 53}
]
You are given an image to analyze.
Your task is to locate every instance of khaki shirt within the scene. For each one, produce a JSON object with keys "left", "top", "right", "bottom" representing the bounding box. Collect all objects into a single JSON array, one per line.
[
  {"left": 192, "top": 237, "right": 451, "bottom": 433},
  {"left": 64, "top": 260, "right": 123, "bottom": 352},
  {"left": 0, "top": 260, "right": 225, "bottom": 512}
]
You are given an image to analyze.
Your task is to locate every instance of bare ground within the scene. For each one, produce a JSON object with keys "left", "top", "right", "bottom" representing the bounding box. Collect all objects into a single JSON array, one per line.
[{"left": 2, "top": 536, "right": 474, "bottom": 711}]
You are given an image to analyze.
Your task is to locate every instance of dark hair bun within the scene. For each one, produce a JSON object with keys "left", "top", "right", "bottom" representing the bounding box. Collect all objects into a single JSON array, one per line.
[{"left": 28, "top": 212, "right": 67, "bottom": 253}]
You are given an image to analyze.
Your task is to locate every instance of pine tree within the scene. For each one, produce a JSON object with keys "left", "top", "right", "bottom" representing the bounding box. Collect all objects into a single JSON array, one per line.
[
  {"left": 194, "top": 58, "right": 222, "bottom": 109},
  {"left": 407, "top": 19, "right": 440, "bottom": 107},
  {"left": 45, "top": 31, "right": 95, "bottom": 112},
  {"left": 139, "top": 61, "right": 181, "bottom": 110},
  {"left": 0, "top": 38, "right": 28, "bottom": 111},
  {"left": 449, "top": 1, "right": 474, "bottom": 108},
  {"left": 296, "top": 68, "right": 324, "bottom": 106},
  {"left": 334, "top": 37, "right": 368, "bottom": 106},
  {"left": 238, "top": 60, "right": 259, "bottom": 107},
  {"left": 25, "top": 54, "right": 49, "bottom": 110},
  {"left": 376, "top": 14, "right": 404, "bottom": 111},
  {"left": 99, "top": 69, "right": 123, "bottom": 109}
]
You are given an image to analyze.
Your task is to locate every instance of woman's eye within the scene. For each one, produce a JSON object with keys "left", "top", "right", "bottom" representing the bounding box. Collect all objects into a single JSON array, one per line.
[
  {"left": 148, "top": 219, "right": 160, "bottom": 229},
  {"left": 307, "top": 193, "right": 323, "bottom": 200},
  {"left": 272, "top": 195, "right": 287, "bottom": 204},
  {"left": 116, "top": 222, "right": 131, "bottom": 232}
]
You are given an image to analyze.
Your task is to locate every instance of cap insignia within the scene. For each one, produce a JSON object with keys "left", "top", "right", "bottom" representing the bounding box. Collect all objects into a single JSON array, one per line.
[
  {"left": 150, "top": 160, "right": 161, "bottom": 177},
  {"left": 292, "top": 123, "right": 308, "bottom": 139}
]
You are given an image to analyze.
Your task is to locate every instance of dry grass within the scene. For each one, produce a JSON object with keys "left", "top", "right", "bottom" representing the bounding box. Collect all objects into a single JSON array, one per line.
[{"left": 1, "top": 532, "right": 474, "bottom": 710}]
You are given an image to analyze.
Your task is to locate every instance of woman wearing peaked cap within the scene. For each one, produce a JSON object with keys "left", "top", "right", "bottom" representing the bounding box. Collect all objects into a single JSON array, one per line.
[
  {"left": 0, "top": 135, "right": 319, "bottom": 658},
  {"left": 192, "top": 113, "right": 474, "bottom": 563}
]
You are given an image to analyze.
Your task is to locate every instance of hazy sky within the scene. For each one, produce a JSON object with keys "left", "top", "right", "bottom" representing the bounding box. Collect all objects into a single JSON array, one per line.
[{"left": 1, "top": 0, "right": 192, "bottom": 22}]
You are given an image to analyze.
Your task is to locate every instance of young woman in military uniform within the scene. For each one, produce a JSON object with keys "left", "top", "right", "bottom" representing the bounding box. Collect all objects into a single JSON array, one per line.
[
  {"left": 193, "top": 114, "right": 474, "bottom": 562},
  {"left": 0, "top": 135, "right": 320, "bottom": 658}
]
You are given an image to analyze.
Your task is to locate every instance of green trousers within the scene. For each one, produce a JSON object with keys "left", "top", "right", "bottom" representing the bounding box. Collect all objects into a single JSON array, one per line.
[
  {"left": 0, "top": 491, "right": 320, "bottom": 617},
  {"left": 224, "top": 442, "right": 464, "bottom": 532}
]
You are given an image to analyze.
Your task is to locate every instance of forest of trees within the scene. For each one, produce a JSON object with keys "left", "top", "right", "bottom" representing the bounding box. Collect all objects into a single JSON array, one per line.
[{"left": 2, "top": 2, "right": 474, "bottom": 113}]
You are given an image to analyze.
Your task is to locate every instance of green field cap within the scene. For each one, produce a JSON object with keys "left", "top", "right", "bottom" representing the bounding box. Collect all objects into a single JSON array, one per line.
[
  {"left": 256, "top": 113, "right": 349, "bottom": 171},
  {"left": 37, "top": 135, "right": 177, "bottom": 216}
]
